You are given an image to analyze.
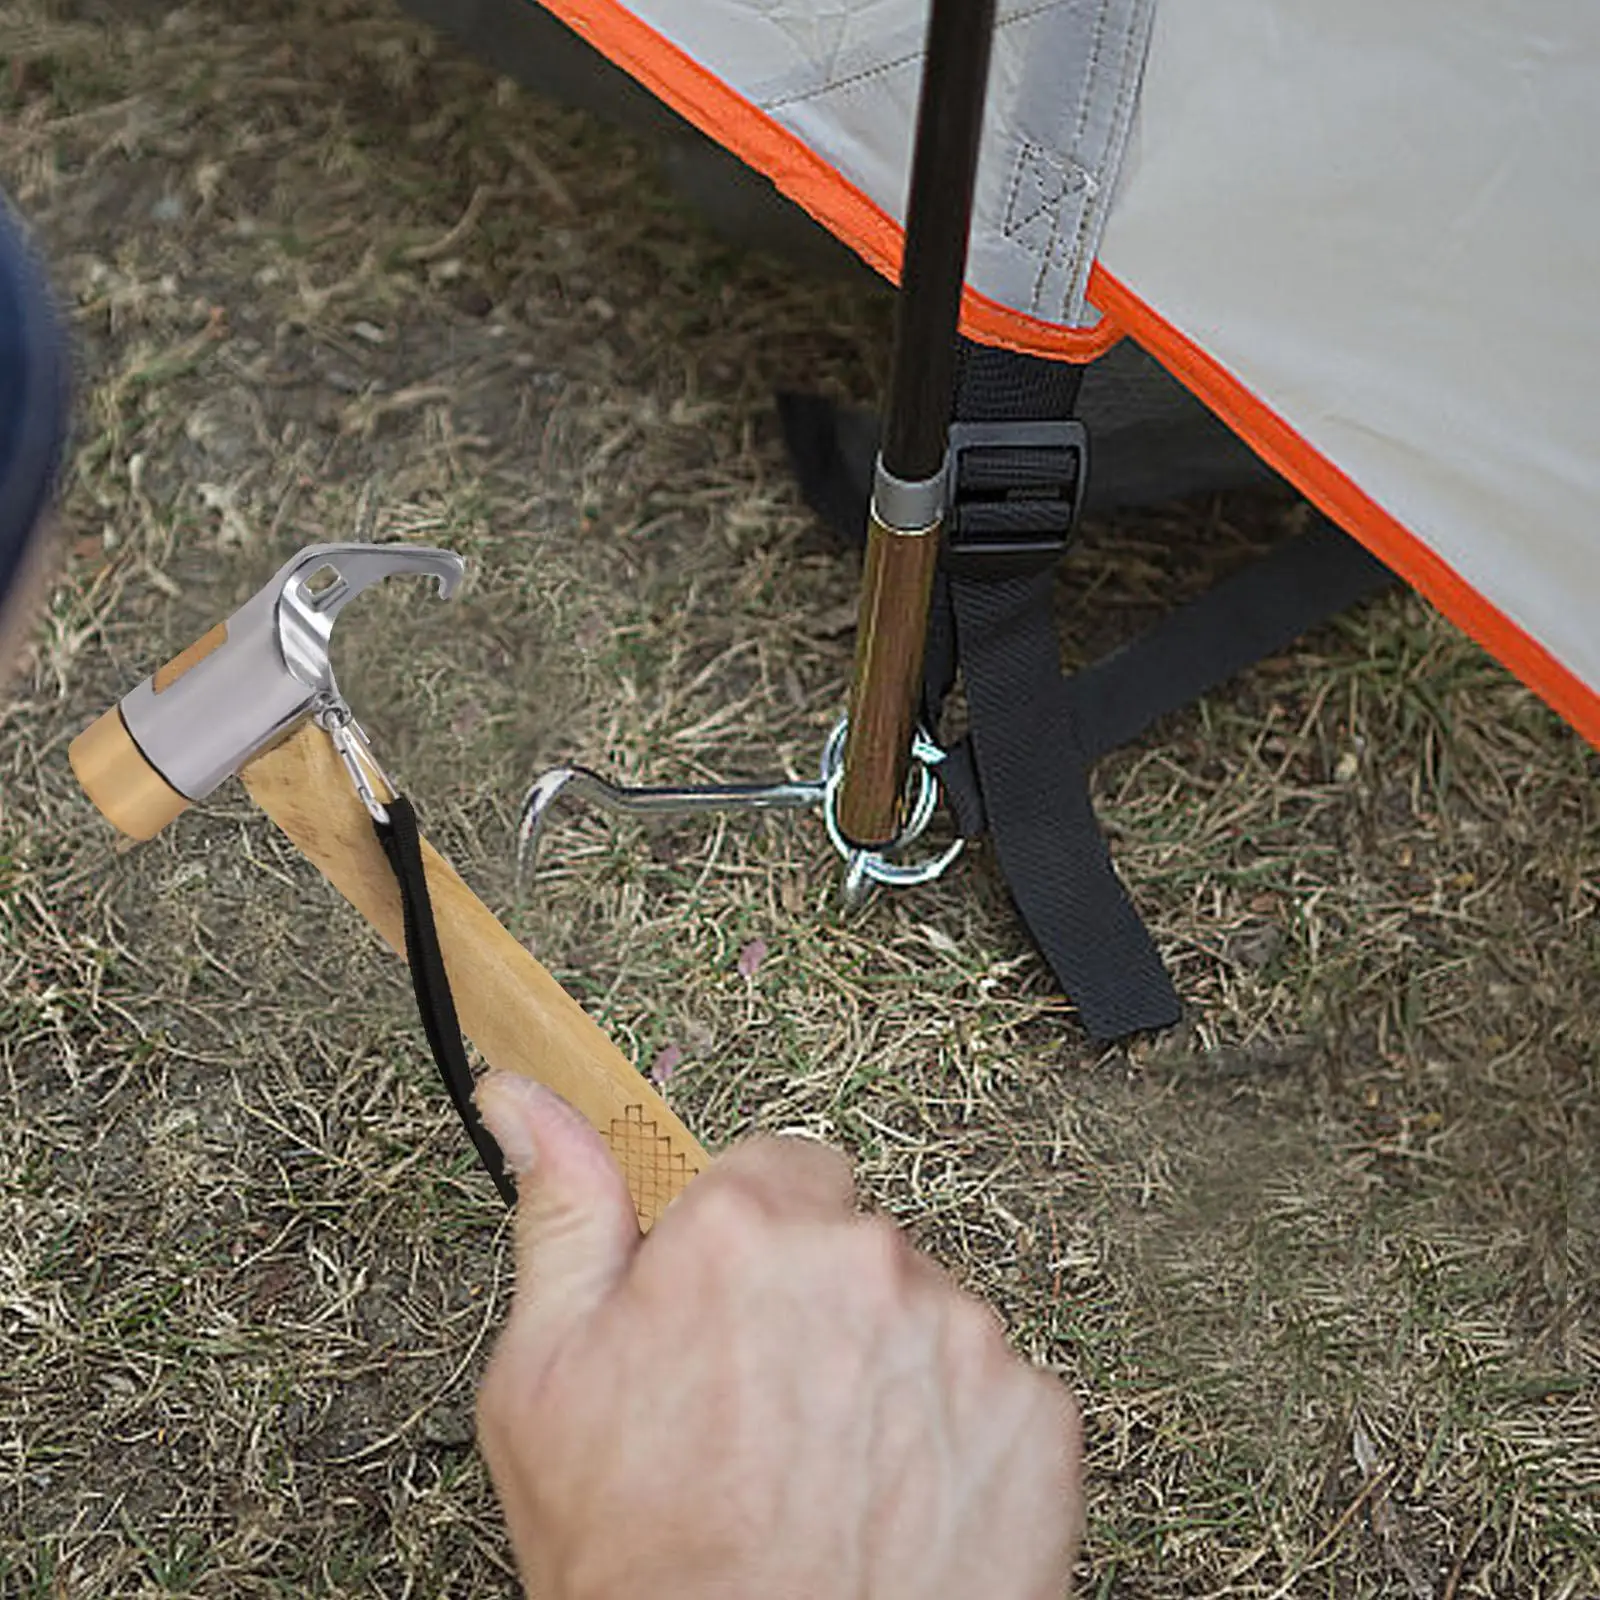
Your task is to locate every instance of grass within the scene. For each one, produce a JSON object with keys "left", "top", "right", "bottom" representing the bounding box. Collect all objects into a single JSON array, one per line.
[{"left": 1, "top": 1, "right": 1596, "bottom": 1595}]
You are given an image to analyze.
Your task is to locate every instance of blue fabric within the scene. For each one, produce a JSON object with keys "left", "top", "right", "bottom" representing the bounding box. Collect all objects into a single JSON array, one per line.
[{"left": 0, "top": 194, "right": 69, "bottom": 613}]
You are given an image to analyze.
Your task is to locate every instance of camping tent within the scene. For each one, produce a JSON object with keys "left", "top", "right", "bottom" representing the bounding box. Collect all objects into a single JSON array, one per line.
[{"left": 409, "top": 0, "right": 1600, "bottom": 752}]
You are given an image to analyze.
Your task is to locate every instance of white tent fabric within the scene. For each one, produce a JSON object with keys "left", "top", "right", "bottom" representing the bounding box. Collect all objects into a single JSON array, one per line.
[
  {"left": 1098, "top": 0, "right": 1600, "bottom": 742},
  {"left": 559, "top": 0, "right": 1150, "bottom": 327},
  {"left": 541, "top": 0, "right": 1600, "bottom": 747}
]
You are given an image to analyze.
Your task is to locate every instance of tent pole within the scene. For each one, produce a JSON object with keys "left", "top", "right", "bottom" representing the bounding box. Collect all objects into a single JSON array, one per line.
[{"left": 836, "top": 0, "right": 998, "bottom": 849}]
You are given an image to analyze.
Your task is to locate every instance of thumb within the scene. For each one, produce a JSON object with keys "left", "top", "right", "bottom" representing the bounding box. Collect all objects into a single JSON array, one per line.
[{"left": 475, "top": 1072, "right": 641, "bottom": 1351}]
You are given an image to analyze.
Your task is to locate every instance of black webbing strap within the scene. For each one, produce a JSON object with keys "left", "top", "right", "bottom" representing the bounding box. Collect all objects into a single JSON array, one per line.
[
  {"left": 935, "top": 516, "right": 1395, "bottom": 835},
  {"left": 948, "top": 565, "right": 1181, "bottom": 1038},
  {"left": 928, "top": 341, "right": 1182, "bottom": 1041},
  {"left": 777, "top": 354, "right": 1396, "bottom": 1041},
  {"left": 1070, "top": 516, "right": 1391, "bottom": 761},
  {"left": 374, "top": 795, "right": 516, "bottom": 1207}
]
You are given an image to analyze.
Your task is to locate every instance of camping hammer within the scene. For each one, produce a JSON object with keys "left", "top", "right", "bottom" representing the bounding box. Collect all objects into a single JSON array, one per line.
[{"left": 69, "top": 542, "right": 707, "bottom": 1228}]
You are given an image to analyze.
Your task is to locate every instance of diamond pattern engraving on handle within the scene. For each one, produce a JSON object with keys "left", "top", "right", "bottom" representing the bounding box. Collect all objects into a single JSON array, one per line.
[{"left": 607, "top": 1103, "right": 700, "bottom": 1230}]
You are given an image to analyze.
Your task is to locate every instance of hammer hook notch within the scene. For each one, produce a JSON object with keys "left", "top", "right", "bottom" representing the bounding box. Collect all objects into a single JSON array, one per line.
[{"left": 277, "top": 543, "right": 466, "bottom": 697}]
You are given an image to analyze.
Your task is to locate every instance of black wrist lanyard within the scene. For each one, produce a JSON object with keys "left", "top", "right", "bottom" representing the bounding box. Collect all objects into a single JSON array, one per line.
[{"left": 372, "top": 794, "right": 517, "bottom": 1208}]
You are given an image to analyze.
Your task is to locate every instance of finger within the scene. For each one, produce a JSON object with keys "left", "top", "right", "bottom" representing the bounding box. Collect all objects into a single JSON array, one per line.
[
  {"left": 689, "top": 1134, "right": 857, "bottom": 1223},
  {"left": 475, "top": 1072, "right": 641, "bottom": 1354}
]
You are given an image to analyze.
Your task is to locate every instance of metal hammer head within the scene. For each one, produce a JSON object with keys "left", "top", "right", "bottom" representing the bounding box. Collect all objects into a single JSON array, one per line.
[{"left": 70, "top": 542, "right": 464, "bottom": 840}]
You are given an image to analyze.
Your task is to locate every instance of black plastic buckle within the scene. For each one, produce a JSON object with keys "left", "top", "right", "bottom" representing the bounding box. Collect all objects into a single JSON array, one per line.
[{"left": 941, "top": 419, "right": 1088, "bottom": 578}]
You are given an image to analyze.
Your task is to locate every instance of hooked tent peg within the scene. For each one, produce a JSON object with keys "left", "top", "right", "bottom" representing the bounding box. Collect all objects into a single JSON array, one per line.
[{"left": 514, "top": 716, "right": 964, "bottom": 909}]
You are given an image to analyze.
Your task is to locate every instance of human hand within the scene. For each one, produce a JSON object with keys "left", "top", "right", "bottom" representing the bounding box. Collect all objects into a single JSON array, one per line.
[{"left": 474, "top": 1071, "right": 1083, "bottom": 1600}]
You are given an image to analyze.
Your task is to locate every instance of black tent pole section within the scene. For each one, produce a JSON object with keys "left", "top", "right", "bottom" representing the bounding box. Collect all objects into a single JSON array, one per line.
[
  {"left": 837, "top": 0, "right": 998, "bottom": 847},
  {"left": 880, "top": 0, "right": 997, "bottom": 481}
]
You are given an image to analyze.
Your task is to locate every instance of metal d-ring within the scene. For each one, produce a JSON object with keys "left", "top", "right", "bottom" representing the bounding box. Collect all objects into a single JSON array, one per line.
[{"left": 818, "top": 718, "right": 965, "bottom": 907}]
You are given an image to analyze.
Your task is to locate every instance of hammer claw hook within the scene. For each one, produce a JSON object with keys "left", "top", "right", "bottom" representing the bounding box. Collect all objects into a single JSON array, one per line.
[{"left": 278, "top": 543, "right": 466, "bottom": 699}]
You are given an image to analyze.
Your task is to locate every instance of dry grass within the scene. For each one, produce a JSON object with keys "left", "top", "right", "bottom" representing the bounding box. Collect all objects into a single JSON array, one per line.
[{"left": 1, "top": 2, "right": 1596, "bottom": 1595}]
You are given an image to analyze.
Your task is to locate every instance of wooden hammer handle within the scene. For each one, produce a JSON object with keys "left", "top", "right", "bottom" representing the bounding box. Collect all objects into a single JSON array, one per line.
[{"left": 241, "top": 722, "right": 707, "bottom": 1229}]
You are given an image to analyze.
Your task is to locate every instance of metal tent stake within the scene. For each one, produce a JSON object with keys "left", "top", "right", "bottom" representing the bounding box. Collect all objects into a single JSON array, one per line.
[
  {"left": 515, "top": 719, "right": 963, "bottom": 909},
  {"left": 518, "top": 0, "right": 997, "bottom": 906}
]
